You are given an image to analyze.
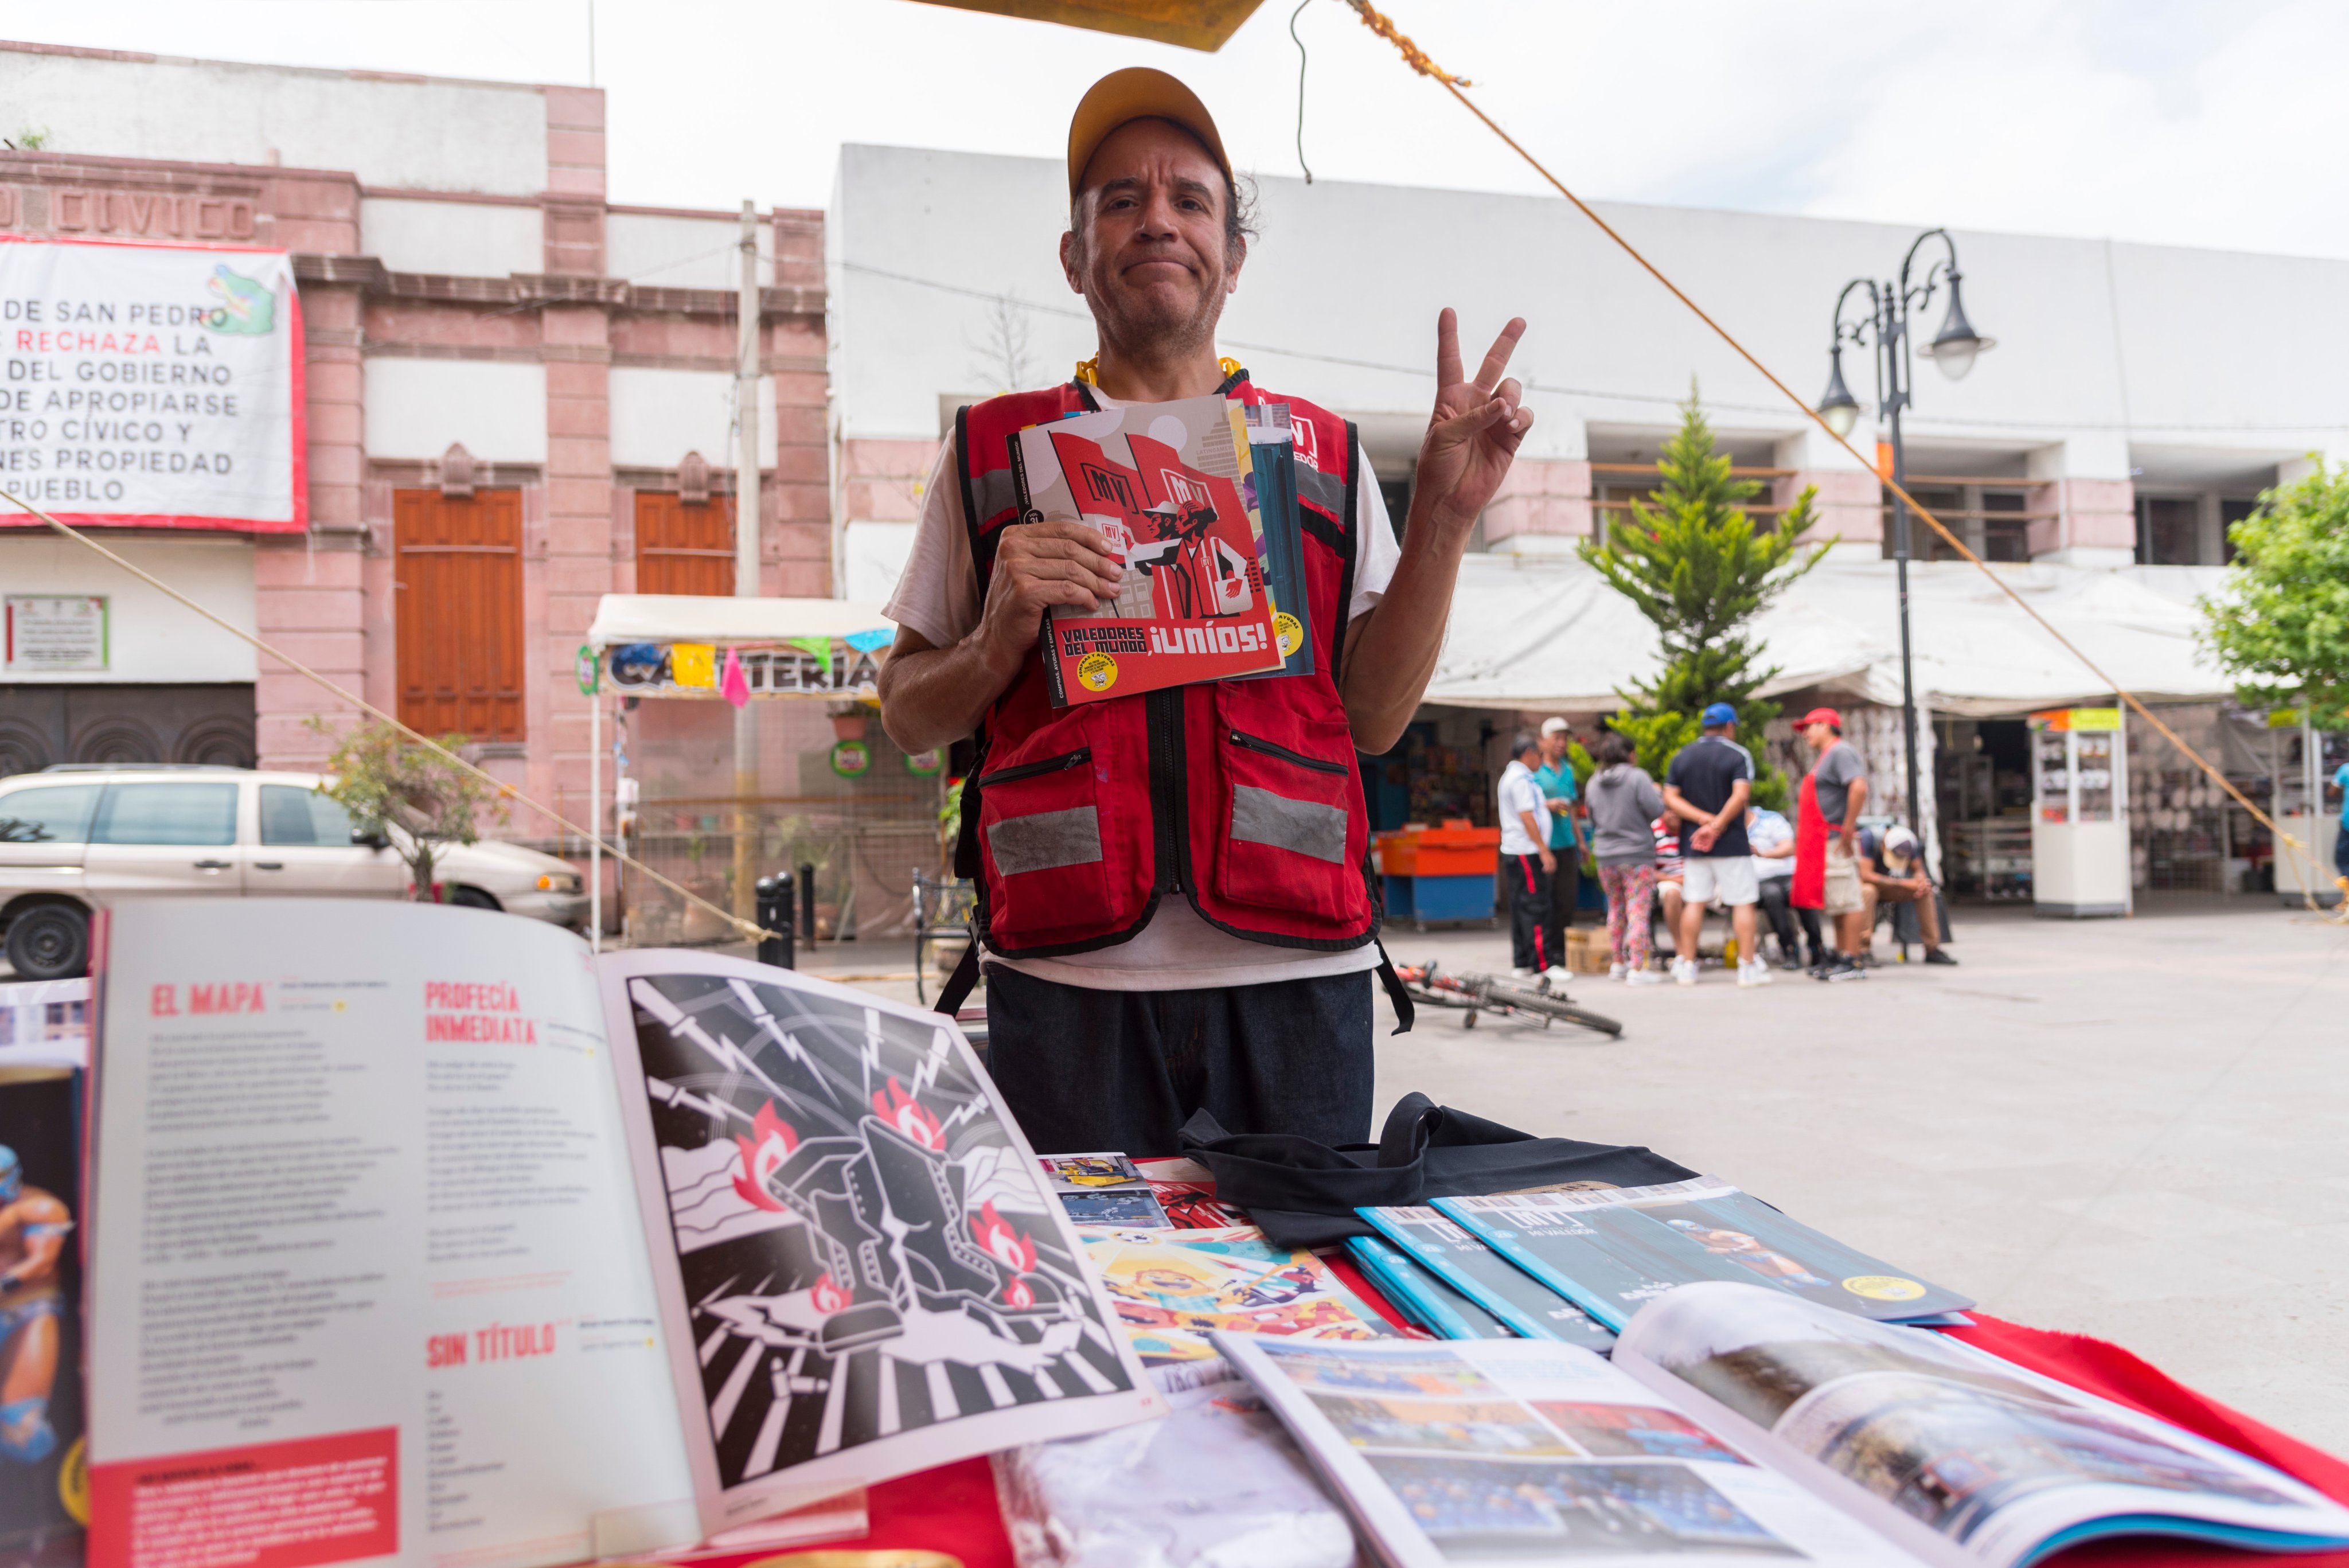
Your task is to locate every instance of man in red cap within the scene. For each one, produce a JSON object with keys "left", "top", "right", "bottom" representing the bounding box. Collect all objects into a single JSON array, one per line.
[
  {"left": 1793, "top": 708, "right": 1870, "bottom": 980},
  {"left": 877, "top": 68, "right": 1532, "bottom": 1153}
]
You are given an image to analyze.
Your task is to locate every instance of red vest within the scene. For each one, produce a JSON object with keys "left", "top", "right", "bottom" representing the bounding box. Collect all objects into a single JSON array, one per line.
[{"left": 953, "top": 372, "right": 1379, "bottom": 958}]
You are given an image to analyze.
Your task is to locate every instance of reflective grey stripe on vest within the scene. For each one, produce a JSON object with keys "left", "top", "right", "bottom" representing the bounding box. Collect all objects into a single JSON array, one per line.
[
  {"left": 1296, "top": 461, "right": 1345, "bottom": 518},
  {"left": 987, "top": 806, "right": 1103, "bottom": 876},
  {"left": 1230, "top": 785, "right": 1348, "bottom": 864},
  {"left": 974, "top": 466, "right": 1023, "bottom": 521}
]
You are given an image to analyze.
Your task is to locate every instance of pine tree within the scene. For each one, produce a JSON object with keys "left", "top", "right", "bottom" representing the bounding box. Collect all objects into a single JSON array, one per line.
[{"left": 1578, "top": 392, "right": 1833, "bottom": 806}]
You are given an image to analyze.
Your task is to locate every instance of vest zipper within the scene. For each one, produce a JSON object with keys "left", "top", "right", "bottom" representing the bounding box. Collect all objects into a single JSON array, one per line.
[
  {"left": 1228, "top": 729, "right": 1348, "bottom": 774},
  {"left": 1148, "top": 689, "right": 1185, "bottom": 894},
  {"left": 973, "top": 747, "right": 1090, "bottom": 787}
]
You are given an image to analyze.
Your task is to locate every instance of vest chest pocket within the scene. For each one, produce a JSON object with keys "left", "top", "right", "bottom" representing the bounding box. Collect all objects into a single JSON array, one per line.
[
  {"left": 1215, "top": 726, "right": 1361, "bottom": 919},
  {"left": 977, "top": 746, "right": 1107, "bottom": 941}
]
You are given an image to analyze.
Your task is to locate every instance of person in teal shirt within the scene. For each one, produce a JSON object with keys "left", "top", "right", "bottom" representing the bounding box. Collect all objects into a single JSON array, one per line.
[{"left": 1535, "top": 718, "right": 1587, "bottom": 973}]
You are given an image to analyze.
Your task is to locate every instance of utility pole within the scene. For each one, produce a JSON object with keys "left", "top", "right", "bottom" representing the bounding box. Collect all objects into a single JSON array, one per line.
[{"left": 732, "top": 200, "right": 761, "bottom": 928}]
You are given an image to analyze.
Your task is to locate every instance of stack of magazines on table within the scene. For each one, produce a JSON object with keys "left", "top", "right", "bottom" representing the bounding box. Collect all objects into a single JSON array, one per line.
[{"left": 29, "top": 899, "right": 2349, "bottom": 1568}]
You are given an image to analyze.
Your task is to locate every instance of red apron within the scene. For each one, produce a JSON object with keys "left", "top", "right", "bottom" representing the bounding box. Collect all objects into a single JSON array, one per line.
[{"left": 1792, "top": 771, "right": 1828, "bottom": 911}]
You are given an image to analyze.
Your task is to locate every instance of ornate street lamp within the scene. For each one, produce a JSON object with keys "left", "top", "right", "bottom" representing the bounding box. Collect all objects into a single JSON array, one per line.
[{"left": 1817, "top": 228, "right": 1995, "bottom": 843}]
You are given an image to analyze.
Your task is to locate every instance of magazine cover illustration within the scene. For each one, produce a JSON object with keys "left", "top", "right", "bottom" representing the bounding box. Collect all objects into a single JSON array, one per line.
[
  {"left": 1010, "top": 395, "right": 1281, "bottom": 704},
  {"left": 1082, "top": 1226, "right": 1395, "bottom": 1366},
  {"left": 610, "top": 958, "right": 1154, "bottom": 1519},
  {"left": 0, "top": 1070, "right": 84, "bottom": 1553}
]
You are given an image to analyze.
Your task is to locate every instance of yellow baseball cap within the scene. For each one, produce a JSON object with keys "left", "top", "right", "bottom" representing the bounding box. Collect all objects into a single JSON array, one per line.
[{"left": 1067, "top": 67, "right": 1233, "bottom": 200}]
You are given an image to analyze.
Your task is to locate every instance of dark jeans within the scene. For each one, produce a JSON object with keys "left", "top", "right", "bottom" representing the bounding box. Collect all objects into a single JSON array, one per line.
[
  {"left": 982, "top": 964, "right": 1375, "bottom": 1157},
  {"left": 1542, "top": 852, "right": 1579, "bottom": 969},
  {"left": 1504, "top": 852, "right": 1553, "bottom": 971},
  {"left": 2336, "top": 821, "right": 2349, "bottom": 880},
  {"left": 1756, "top": 876, "right": 1823, "bottom": 965}
]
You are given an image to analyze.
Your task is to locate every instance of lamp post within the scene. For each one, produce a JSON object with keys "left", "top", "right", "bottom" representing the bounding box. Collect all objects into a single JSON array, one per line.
[{"left": 1816, "top": 228, "right": 1994, "bottom": 844}]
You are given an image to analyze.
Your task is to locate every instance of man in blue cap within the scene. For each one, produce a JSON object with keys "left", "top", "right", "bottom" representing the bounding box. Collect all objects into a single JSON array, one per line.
[{"left": 1663, "top": 703, "right": 1770, "bottom": 988}]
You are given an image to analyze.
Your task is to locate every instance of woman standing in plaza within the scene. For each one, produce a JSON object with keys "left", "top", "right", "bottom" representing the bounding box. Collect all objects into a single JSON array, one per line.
[{"left": 1583, "top": 731, "right": 1668, "bottom": 986}]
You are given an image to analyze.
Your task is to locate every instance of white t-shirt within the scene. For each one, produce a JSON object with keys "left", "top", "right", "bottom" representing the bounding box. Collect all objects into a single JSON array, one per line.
[
  {"left": 1496, "top": 759, "right": 1547, "bottom": 857},
  {"left": 882, "top": 396, "right": 1403, "bottom": 992},
  {"left": 1749, "top": 808, "right": 1794, "bottom": 880}
]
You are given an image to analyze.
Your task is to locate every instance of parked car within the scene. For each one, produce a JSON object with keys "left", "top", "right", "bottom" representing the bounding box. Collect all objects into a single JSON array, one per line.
[{"left": 0, "top": 766, "right": 589, "bottom": 980}]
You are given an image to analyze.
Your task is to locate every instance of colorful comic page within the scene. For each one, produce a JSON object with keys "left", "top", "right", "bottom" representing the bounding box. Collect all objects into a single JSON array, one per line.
[{"left": 1082, "top": 1226, "right": 1398, "bottom": 1366}]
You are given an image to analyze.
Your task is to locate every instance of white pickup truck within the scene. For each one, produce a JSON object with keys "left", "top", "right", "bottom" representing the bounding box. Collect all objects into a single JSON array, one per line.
[{"left": 0, "top": 766, "right": 589, "bottom": 979}]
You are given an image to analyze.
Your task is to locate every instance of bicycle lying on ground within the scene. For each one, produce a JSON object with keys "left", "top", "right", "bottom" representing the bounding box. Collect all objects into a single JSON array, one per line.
[{"left": 1395, "top": 961, "right": 1625, "bottom": 1039}]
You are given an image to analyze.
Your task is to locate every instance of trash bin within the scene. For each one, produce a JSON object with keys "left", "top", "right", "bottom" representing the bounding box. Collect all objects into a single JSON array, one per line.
[{"left": 755, "top": 872, "right": 796, "bottom": 970}]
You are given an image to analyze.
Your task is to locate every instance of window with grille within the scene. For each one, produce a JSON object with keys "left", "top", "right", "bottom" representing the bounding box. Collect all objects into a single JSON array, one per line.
[
  {"left": 635, "top": 492, "right": 736, "bottom": 596},
  {"left": 394, "top": 488, "right": 525, "bottom": 742}
]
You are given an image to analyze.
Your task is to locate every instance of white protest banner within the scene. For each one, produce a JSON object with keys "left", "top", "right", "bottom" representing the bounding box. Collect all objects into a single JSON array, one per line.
[{"left": 0, "top": 236, "right": 303, "bottom": 531}]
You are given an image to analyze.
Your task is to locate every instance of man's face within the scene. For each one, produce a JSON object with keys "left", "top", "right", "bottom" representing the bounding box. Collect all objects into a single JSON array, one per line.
[
  {"left": 1540, "top": 731, "right": 1568, "bottom": 763},
  {"left": 1802, "top": 721, "right": 1835, "bottom": 753},
  {"left": 1060, "top": 118, "right": 1240, "bottom": 356}
]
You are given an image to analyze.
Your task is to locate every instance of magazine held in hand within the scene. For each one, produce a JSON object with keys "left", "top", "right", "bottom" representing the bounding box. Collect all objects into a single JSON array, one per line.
[
  {"left": 1008, "top": 392, "right": 1286, "bottom": 704},
  {"left": 82, "top": 902, "right": 1159, "bottom": 1568}
]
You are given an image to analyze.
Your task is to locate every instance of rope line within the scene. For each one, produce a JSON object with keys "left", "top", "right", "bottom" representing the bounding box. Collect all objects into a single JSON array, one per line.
[
  {"left": 0, "top": 489, "right": 782, "bottom": 945},
  {"left": 1344, "top": 0, "right": 2334, "bottom": 912},
  {"left": 1290, "top": 0, "right": 1315, "bottom": 184}
]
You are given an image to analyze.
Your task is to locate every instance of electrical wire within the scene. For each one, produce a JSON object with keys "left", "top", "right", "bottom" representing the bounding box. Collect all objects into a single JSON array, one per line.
[
  {"left": 1290, "top": 0, "right": 1315, "bottom": 185},
  {"left": 1341, "top": 0, "right": 2334, "bottom": 911},
  {"left": 833, "top": 260, "right": 2344, "bottom": 436}
]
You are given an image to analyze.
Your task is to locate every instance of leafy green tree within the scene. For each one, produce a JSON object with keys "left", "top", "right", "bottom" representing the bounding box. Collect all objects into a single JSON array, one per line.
[
  {"left": 312, "top": 719, "right": 507, "bottom": 900},
  {"left": 1579, "top": 392, "right": 1833, "bottom": 810},
  {"left": 2200, "top": 459, "right": 2349, "bottom": 728}
]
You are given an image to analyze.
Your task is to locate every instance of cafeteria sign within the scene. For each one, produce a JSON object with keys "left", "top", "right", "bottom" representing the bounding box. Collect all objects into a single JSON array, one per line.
[{"left": 0, "top": 236, "right": 305, "bottom": 532}]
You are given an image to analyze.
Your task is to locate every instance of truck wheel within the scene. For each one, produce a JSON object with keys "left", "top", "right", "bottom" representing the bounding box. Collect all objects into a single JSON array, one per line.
[{"left": 5, "top": 903, "right": 89, "bottom": 980}]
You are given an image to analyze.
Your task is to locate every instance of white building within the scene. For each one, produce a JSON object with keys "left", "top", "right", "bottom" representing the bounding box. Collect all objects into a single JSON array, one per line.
[{"left": 827, "top": 143, "right": 2349, "bottom": 902}]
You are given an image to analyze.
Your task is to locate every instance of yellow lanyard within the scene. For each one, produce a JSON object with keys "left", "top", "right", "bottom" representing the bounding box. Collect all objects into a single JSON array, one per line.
[{"left": 1074, "top": 355, "right": 1244, "bottom": 387}]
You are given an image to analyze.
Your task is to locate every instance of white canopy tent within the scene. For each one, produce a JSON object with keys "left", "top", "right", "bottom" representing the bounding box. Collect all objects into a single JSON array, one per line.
[
  {"left": 584, "top": 594, "right": 896, "bottom": 649},
  {"left": 1425, "top": 552, "right": 2233, "bottom": 717},
  {"left": 583, "top": 595, "right": 898, "bottom": 950}
]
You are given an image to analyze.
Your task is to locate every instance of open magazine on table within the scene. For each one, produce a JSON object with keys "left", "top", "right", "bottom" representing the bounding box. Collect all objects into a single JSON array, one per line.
[
  {"left": 1224, "top": 1284, "right": 2349, "bottom": 1568},
  {"left": 83, "top": 900, "right": 1158, "bottom": 1568},
  {"left": 1612, "top": 1282, "right": 2349, "bottom": 1566},
  {"left": 1434, "top": 1175, "right": 1972, "bottom": 1331}
]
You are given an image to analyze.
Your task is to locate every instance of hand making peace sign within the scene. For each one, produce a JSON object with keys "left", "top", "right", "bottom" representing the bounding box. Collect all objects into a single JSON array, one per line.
[{"left": 1410, "top": 308, "right": 1533, "bottom": 537}]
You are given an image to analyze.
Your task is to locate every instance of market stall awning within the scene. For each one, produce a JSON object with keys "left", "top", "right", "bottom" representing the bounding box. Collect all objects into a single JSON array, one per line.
[
  {"left": 586, "top": 594, "right": 895, "bottom": 649},
  {"left": 1424, "top": 553, "right": 2235, "bottom": 718}
]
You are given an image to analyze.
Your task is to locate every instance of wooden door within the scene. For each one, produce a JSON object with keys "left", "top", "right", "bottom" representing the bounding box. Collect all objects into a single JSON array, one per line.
[
  {"left": 394, "top": 489, "right": 525, "bottom": 742},
  {"left": 635, "top": 492, "right": 735, "bottom": 595}
]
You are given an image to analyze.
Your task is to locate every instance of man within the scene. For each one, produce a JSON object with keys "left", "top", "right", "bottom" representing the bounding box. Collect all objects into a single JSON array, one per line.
[
  {"left": 1797, "top": 708, "right": 1870, "bottom": 981},
  {"left": 0, "top": 1145, "right": 71, "bottom": 1464},
  {"left": 1663, "top": 703, "right": 1770, "bottom": 988},
  {"left": 1858, "top": 825, "right": 1958, "bottom": 965},
  {"left": 1533, "top": 717, "right": 1585, "bottom": 977},
  {"left": 1497, "top": 733, "right": 1556, "bottom": 978},
  {"left": 876, "top": 69, "right": 1533, "bottom": 1154}
]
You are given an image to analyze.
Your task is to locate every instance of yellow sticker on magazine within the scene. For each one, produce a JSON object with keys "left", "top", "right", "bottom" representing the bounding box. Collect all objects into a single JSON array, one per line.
[
  {"left": 1275, "top": 611, "right": 1303, "bottom": 658},
  {"left": 1078, "top": 653, "right": 1118, "bottom": 692},
  {"left": 1842, "top": 1274, "right": 1927, "bottom": 1301}
]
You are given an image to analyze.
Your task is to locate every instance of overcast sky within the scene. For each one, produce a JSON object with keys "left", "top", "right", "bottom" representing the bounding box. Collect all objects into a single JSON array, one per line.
[{"left": 5, "top": 1, "right": 2345, "bottom": 259}]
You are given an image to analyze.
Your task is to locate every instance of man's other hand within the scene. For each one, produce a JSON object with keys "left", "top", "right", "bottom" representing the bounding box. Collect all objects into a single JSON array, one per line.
[
  {"left": 1410, "top": 309, "right": 1534, "bottom": 540},
  {"left": 1539, "top": 848, "right": 1557, "bottom": 874},
  {"left": 974, "top": 520, "right": 1124, "bottom": 673},
  {"left": 1689, "top": 822, "right": 1720, "bottom": 853}
]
